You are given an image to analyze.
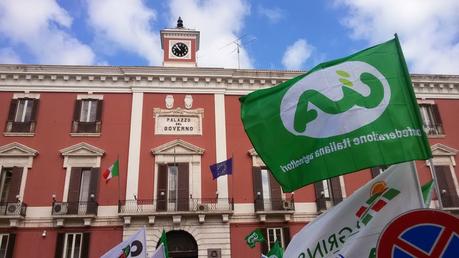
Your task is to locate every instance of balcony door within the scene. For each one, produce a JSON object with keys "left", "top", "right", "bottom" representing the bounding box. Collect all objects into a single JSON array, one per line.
[
  {"left": 252, "top": 167, "right": 282, "bottom": 211},
  {"left": 68, "top": 168, "right": 99, "bottom": 214},
  {"left": 157, "top": 163, "right": 189, "bottom": 212}
]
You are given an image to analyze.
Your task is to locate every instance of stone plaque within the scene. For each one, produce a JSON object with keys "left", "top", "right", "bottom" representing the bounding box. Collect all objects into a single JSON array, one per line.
[{"left": 154, "top": 108, "right": 204, "bottom": 135}]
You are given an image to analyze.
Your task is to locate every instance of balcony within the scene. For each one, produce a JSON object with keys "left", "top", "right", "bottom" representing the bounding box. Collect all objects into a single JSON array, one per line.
[
  {"left": 0, "top": 202, "right": 27, "bottom": 227},
  {"left": 0, "top": 202, "right": 27, "bottom": 217},
  {"left": 423, "top": 123, "right": 444, "bottom": 136},
  {"left": 51, "top": 201, "right": 98, "bottom": 227},
  {"left": 254, "top": 198, "right": 295, "bottom": 222},
  {"left": 118, "top": 198, "right": 233, "bottom": 224}
]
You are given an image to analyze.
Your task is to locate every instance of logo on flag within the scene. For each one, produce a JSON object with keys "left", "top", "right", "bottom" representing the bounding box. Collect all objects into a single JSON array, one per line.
[
  {"left": 101, "top": 227, "right": 147, "bottom": 258},
  {"left": 354, "top": 181, "right": 400, "bottom": 226},
  {"left": 245, "top": 229, "right": 265, "bottom": 248},
  {"left": 210, "top": 158, "right": 233, "bottom": 180},
  {"left": 280, "top": 61, "right": 391, "bottom": 138}
]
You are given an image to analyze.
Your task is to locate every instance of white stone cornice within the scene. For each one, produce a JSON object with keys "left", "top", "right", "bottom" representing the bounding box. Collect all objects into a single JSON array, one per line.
[
  {"left": 59, "top": 142, "right": 105, "bottom": 157},
  {"left": 0, "top": 142, "right": 38, "bottom": 157}
]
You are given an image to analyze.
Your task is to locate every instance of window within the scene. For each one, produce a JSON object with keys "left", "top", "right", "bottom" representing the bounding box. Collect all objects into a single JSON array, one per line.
[
  {"left": 5, "top": 98, "right": 39, "bottom": 133},
  {"left": 261, "top": 227, "right": 290, "bottom": 254},
  {"left": 156, "top": 163, "right": 189, "bottom": 211},
  {"left": 55, "top": 233, "right": 90, "bottom": 258},
  {"left": 314, "top": 177, "right": 343, "bottom": 212},
  {"left": 66, "top": 168, "right": 99, "bottom": 215},
  {"left": 434, "top": 165, "right": 459, "bottom": 209},
  {"left": 419, "top": 103, "right": 443, "bottom": 135},
  {"left": 0, "top": 167, "right": 22, "bottom": 204},
  {"left": 0, "top": 233, "right": 15, "bottom": 258},
  {"left": 252, "top": 167, "right": 284, "bottom": 211},
  {"left": 72, "top": 98, "right": 102, "bottom": 133}
]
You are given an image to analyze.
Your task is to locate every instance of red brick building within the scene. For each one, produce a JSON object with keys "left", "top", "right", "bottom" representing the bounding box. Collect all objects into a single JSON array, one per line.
[{"left": 0, "top": 20, "right": 458, "bottom": 258}]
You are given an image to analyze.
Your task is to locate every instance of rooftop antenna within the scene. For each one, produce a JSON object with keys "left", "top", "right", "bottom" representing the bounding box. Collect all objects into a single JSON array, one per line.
[{"left": 220, "top": 34, "right": 256, "bottom": 69}]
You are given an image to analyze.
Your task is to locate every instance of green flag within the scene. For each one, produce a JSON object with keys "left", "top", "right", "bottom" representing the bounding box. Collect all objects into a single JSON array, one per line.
[
  {"left": 160, "top": 229, "right": 169, "bottom": 258},
  {"left": 266, "top": 241, "right": 284, "bottom": 258},
  {"left": 245, "top": 229, "right": 265, "bottom": 248},
  {"left": 421, "top": 180, "right": 434, "bottom": 207},
  {"left": 240, "top": 36, "right": 432, "bottom": 192}
]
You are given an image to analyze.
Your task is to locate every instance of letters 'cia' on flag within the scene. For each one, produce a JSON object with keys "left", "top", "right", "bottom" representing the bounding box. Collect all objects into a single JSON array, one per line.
[
  {"left": 284, "top": 162, "right": 424, "bottom": 258},
  {"left": 210, "top": 158, "right": 233, "bottom": 180},
  {"left": 240, "top": 36, "right": 432, "bottom": 192},
  {"left": 245, "top": 228, "right": 265, "bottom": 248},
  {"left": 101, "top": 227, "right": 147, "bottom": 258}
]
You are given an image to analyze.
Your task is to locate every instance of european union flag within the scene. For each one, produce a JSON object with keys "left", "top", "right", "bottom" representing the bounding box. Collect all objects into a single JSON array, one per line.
[{"left": 210, "top": 158, "right": 233, "bottom": 180}]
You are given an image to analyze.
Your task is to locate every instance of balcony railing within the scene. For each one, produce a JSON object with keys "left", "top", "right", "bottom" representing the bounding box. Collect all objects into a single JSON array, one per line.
[
  {"left": 118, "top": 198, "right": 234, "bottom": 214},
  {"left": 423, "top": 123, "right": 444, "bottom": 135},
  {"left": 51, "top": 201, "right": 98, "bottom": 216},
  {"left": 5, "top": 121, "right": 36, "bottom": 133},
  {"left": 254, "top": 198, "right": 295, "bottom": 212},
  {"left": 0, "top": 202, "right": 27, "bottom": 217}
]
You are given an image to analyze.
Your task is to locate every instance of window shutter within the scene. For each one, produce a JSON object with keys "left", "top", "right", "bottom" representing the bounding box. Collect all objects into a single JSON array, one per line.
[
  {"left": 314, "top": 182, "right": 326, "bottom": 212},
  {"left": 252, "top": 167, "right": 264, "bottom": 211},
  {"left": 73, "top": 100, "right": 82, "bottom": 122},
  {"left": 7, "top": 99, "right": 18, "bottom": 122},
  {"left": 81, "top": 232, "right": 90, "bottom": 258},
  {"left": 68, "top": 168, "right": 82, "bottom": 214},
  {"left": 5, "top": 233, "right": 15, "bottom": 258},
  {"left": 370, "top": 167, "right": 380, "bottom": 178},
  {"left": 156, "top": 164, "right": 168, "bottom": 211},
  {"left": 7, "top": 167, "right": 23, "bottom": 203},
  {"left": 282, "top": 227, "right": 291, "bottom": 247},
  {"left": 432, "top": 104, "right": 443, "bottom": 125},
  {"left": 177, "top": 163, "right": 189, "bottom": 211},
  {"left": 30, "top": 99, "right": 39, "bottom": 122},
  {"left": 96, "top": 100, "right": 103, "bottom": 122},
  {"left": 87, "top": 168, "right": 99, "bottom": 214},
  {"left": 330, "top": 177, "right": 343, "bottom": 205},
  {"left": 260, "top": 228, "right": 268, "bottom": 255},
  {"left": 435, "top": 165, "right": 459, "bottom": 208},
  {"left": 54, "top": 233, "right": 65, "bottom": 258},
  {"left": 268, "top": 172, "right": 282, "bottom": 210}
]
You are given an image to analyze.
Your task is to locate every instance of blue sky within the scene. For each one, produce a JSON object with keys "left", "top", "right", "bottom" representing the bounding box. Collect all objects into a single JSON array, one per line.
[{"left": 1, "top": 0, "right": 458, "bottom": 74}]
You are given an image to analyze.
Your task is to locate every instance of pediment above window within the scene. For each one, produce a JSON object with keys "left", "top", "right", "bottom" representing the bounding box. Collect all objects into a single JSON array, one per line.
[
  {"left": 152, "top": 139, "right": 204, "bottom": 156},
  {"left": 248, "top": 148, "right": 258, "bottom": 156},
  {"left": 0, "top": 142, "right": 38, "bottom": 157},
  {"left": 59, "top": 142, "right": 104, "bottom": 157},
  {"left": 248, "top": 148, "right": 265, "bottom": 167},
  {"left": 431, "top": 143, "right": 458, "bottom": 156}
]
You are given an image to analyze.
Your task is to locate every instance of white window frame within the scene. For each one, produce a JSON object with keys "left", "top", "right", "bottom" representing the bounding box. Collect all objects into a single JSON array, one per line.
[
  {"left": 267, "top": 227, "right": 284, "bottom": 250},
  {"left": 62, "top": 233, "right": 83, "bottom": 258}
]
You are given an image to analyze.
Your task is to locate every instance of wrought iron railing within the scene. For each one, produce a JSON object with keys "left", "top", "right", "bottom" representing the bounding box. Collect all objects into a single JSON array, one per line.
[
  {"left": 118, "top": 198, "right": 234, "bottom": 214},
  {"left": 51, "top": 201, "right": 98, "bottom": 216},
  {"left": 254, "top": 198, "right": 295, "bottom": 212},
  {"left": 423, "top": 123, "right": 444, "bottom": 135},
  {"left": 0, "top": 202, "right": 27, "bottom": 216},
  {"left": 5, "top": 121, "right": 36, "bottom": 133}
]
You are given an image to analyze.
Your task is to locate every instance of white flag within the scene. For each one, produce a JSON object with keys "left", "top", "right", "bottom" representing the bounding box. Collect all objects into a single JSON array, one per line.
[
  {"left": 101, "top": 227, "right": 147, "bottom": 258},
  {"left": 284, "top": 162, "right": 424, "bottom": 258},
  {"left": 151, "top": 243, "right": 166, "bottom": 258}
]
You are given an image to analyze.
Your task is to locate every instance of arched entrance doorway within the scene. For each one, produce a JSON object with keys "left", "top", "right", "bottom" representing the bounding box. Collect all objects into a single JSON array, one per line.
[{"left": 157, "top": 230, "right": 198, "bottom": 258}]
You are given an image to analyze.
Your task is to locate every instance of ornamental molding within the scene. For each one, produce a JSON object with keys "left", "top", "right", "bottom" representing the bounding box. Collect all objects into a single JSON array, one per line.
[
  {"left": 431, "top": 143, "right": 458, "bottom": 156},
  {"left": 151, "top": 139, "right": 204, "bottom": 156},
  {"left": 0, "top": 142, "right": 38, "bottom": 157},
  {"left": 59, "top": 142, "right": 105, "bottom": 157}
]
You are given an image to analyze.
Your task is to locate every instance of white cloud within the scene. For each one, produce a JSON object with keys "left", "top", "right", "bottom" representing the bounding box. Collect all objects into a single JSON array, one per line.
[
  {"left": 0, "top": 48, "right": 21, "bottom": 64},
  {"left": 0, "top": 0, "right": 95, "bottom": 65},
  {"left": 335, "top": 0, "right": 459, "bottom": 74},
  {"left": 86, "top": 0, "right": 162, "bottom": 66},
  {"left": 167, "top": 0, "right": 253, "bottom": 68},
  {"left": 282, "top": 39, "right": 313, "bottom": 70},
  {"left": 257, "top": 6, "right": 284, "bottom": 23}
]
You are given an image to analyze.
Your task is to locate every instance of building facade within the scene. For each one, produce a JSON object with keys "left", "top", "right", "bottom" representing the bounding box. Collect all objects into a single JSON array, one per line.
[{"left": 0, "top": 21, "right": 458, "bottom": 258}]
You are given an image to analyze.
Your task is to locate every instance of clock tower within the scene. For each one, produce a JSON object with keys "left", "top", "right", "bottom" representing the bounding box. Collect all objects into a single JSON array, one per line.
[{"left": 161, "top": 17, "right": 200, "bottom": 67}]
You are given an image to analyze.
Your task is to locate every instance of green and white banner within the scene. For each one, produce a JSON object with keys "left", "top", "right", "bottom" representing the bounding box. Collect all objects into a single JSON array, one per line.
[{"left": 240, "top": 37, "right": 432, "bottom": 192}]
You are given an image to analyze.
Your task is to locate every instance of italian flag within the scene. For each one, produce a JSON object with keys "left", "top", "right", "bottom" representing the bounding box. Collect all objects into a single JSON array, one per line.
[{"left": 103, "top": 159, "right": 119, "bottom": 183}]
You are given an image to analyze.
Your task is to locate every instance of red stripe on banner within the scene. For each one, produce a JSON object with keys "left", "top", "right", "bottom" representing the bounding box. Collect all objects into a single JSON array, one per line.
[
  {"left": 371, "top": 199, "right": 387, "bottom": 212},
  {"left": 355, "top": 206, "right": 367, "bottom": 218}
]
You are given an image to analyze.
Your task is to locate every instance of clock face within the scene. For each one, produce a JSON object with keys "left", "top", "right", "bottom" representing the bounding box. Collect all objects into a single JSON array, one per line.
[{"left": 171, "top": 42, "right": 189, "bottom": 57}]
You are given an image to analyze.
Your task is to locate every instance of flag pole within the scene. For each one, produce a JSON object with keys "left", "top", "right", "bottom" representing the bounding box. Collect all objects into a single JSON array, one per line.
[
  {"left": 428, "top": 159, "right": 443, "bottom": 209},
  {"left": 117, "top": 154, "right": 121, "bottom": 204},
  {"left": 394, "top": 33, "right": 428, "bottom": 208}
]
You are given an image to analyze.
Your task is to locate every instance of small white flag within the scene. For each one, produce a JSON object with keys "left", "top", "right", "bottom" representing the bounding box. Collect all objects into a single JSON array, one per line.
[
  {"left": 284, "top": 162, "right": 424, "bottom": 258},
  {"left": 101, "top": 227, "right": 147, "bottom": 258}
]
